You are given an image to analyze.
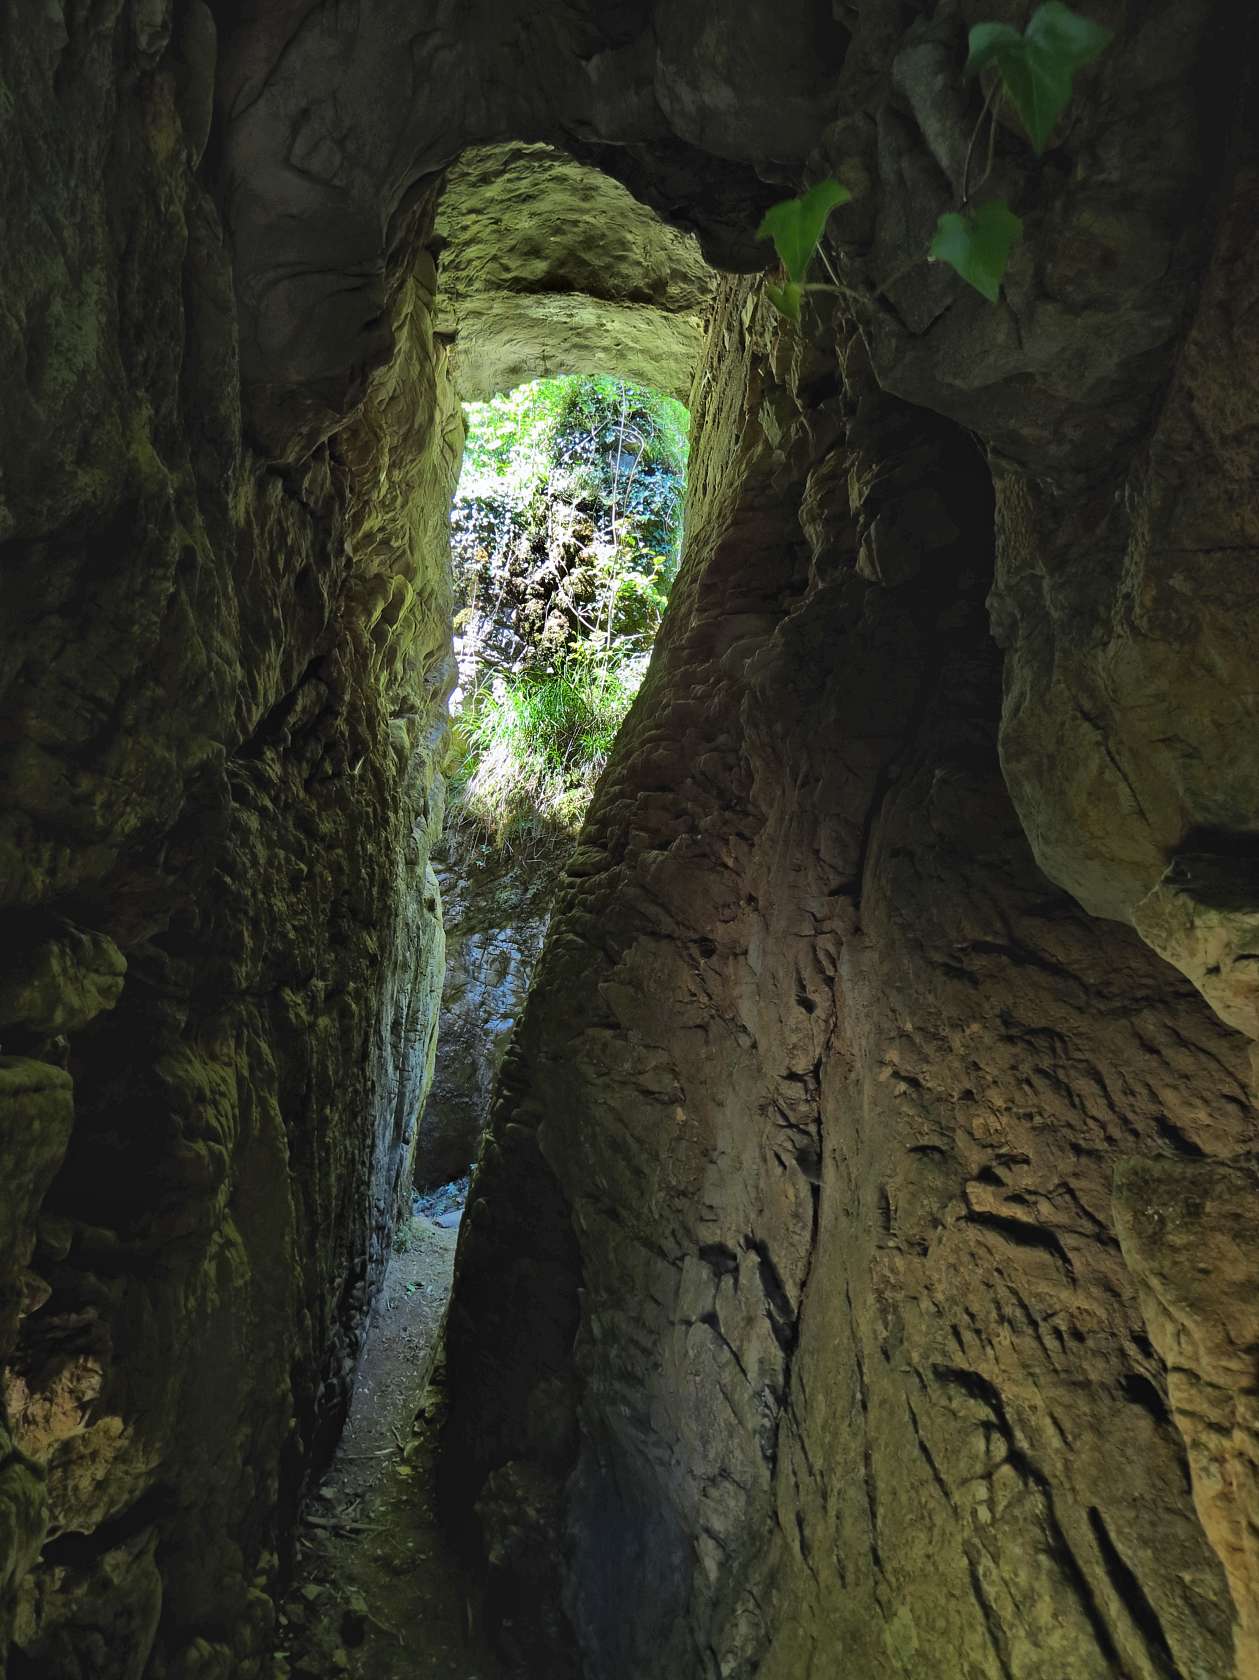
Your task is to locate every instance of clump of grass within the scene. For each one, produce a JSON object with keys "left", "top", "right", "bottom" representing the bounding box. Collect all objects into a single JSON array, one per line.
[{"left": 449, "top": 655, "right": 644, "bottom": 855}]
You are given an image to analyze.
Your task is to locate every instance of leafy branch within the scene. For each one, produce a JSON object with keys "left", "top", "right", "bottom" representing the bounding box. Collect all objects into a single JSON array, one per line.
[{"left": 758, "top": 2, "right": 1112, "bottom": 316}]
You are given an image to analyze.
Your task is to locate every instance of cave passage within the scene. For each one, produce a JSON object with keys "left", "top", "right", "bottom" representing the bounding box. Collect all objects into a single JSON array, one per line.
[
  {"left": 415, "top": 372, "right": 690, "bottom": 1195},
  {"left": 2, "top": 7, "right": 1258, "bottom": 1680},
  {"left": 272, "top": 1210, "right": 501, "bottom": 1680},
  {"left": 271, "top": 370, "right": 691, "bottom": 1676}
]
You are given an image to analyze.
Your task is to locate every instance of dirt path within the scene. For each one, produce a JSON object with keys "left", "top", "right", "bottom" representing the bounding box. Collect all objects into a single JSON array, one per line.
[{"left": 273, "top": 1207, "right": 502, "bottom": 1680}]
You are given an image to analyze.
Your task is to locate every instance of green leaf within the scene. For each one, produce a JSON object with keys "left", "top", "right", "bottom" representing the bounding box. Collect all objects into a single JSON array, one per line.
[
  {"left": 765, "top": 280, "right": 803, "bottom": 323},
  {"left": 929, "top": 200, "right": 1023, "bottom": 302},
  {"left": 967, "top": 4, "right": 1113, "bottom": 153},
  {"left": 1027, "top": 2, "right": 1113, "bottom": 69},
  {"left": 966, "top": 20, "right": 1024, "bottom": 75},
  {"left": 756, "top": 178, "right": 852, "bottom": 283}
]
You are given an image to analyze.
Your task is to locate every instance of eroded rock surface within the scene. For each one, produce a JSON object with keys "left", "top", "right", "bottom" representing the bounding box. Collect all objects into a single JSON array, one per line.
[
  {"left": 2, "top": 0, "right": 1257, "bottom": 1675},
  {"left": 434, "top": 146, "right": 712, "bottom": 403},
  {"left": 217, "top": 0, "right": 1259, "bottom": 1028},
  {"left": 445, "top": 275, "right": 1259, "bottom": 1679},
  {"left": 0, "top": 2, "right": 457, "bottom": 1670},
  {"left": 416, "top": 853, "right": 555, "bottom": 1192},
  {"left": 218, "top": 0, "right": 821, "bottom": 452},
  {"left": 1116, "top": 1159, "right": 1259, "bottom": 1679}
]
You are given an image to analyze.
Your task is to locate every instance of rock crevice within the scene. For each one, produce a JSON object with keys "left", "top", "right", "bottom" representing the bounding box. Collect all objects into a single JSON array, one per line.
[{"left": 1, "top": 1, "right": 1257, "bottom": 1676}]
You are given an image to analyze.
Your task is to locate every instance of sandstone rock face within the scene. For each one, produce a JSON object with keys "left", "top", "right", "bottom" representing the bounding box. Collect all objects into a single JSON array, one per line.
[
  {"left": 427, "top": 9, "right": 1259, "bottom": 1674},
  {"left": 445, "top": 276, "right": 1258, "bottom": 1679},
  {"left": 434, "top": 145, "right": 713, "bottom": 403},
  {"left": 808, "top": 0, "right": 1259, "bottom": 1034},
  {"left": 0, "top": 2, "right": 455, "bottom": 1670},
  {"left": 218, "top": 0, "right": 820, "bottom": 452},
  {"left": 1115, "top": 1159, "right": 1259, "bottom": 1679},
  {"left": 218, "top": 0, "right": 1259, "bottom": 1032}
]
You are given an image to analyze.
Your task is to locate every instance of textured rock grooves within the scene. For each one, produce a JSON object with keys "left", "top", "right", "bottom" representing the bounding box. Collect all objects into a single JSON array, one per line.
[
  {"left": 2, "top": 1, "right": 1258, "bottom": 1678},
  {"left": 445, "top": 286, "right": 1256, "bottom": 1680}
]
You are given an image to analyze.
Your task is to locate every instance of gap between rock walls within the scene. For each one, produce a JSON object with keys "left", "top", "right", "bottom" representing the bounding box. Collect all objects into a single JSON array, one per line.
[
  {"left": 1, "top": 4, "right": 1257, "bottom": 1679},
  {"left": 271, "top": 1193, "right": 503, "bottom": 1680}
]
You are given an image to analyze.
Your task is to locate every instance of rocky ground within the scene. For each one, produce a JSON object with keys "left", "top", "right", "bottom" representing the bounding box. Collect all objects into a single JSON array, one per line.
[{"left": 273, "top": 1193, "right": 501, "bottom": 1680}]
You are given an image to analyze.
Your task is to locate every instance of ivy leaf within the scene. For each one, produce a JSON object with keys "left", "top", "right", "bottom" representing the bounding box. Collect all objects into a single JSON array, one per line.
[
  {"left": 967, "top": 20, "right": 1023, "bottom": 73},
  {"left": 929, "top": 199, "right": 1023, "bottom": 302},
  {"left": 967, "top": 3, "right": 1113, "bottom": 153},
  {"left": 765, "top": 280, "right": 803, "bottom": 323},
  {"left": 1027, "top": 1, "right": 1113, "bottom": 68},
  {"left": 757, "top": 178, "right": 852, "bottom": 283}
]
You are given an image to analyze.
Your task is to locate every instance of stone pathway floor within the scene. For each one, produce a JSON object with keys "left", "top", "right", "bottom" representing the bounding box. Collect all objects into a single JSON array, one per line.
[{"left": 272, "top": 1195, "right": 502, "bottom": 1680}]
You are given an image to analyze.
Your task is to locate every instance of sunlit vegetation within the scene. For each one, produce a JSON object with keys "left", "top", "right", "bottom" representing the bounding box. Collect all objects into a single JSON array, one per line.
[{"left": 446, "top": 375, "right": 688, "bottom": 855}]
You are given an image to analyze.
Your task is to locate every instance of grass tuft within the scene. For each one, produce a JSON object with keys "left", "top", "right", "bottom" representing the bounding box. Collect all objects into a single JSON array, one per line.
[{"left": 448, "top": 655, "right": 645, "bottom": 855}]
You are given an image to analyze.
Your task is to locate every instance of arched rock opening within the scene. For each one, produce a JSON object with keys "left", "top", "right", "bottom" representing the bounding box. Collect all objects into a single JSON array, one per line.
[
  {"left": 433, "top": 145, "right": 714, "bottom": 404},
  {"left": 1, "top": 1, "right": 1257, "bottom": 1677}
]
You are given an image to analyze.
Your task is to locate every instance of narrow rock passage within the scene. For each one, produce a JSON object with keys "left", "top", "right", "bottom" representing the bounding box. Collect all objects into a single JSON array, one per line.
[{"left": 273, "top": 1201, "right": 501, "bottom": 1680}]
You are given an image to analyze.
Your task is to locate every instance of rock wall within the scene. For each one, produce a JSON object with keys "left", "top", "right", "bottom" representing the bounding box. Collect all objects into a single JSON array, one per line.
[
  {"left": 434, "top": 145, "right": 713, "bottom": 404},
  {"left": 0, "top": 3, "right": 458, "bottom": 1672},
  {"left": 1, "top": 0, "right": 1256, "bottom": 1676},
  {"left": 416, "top": 853, "right": 555, "bottom": 1193},
  {"left": 815, "top": 1, "right": 1259, "bottom": 1043},
  {"left": 216, "top": 0, "right": 1259, "bottom": 1031},
  {"left": 445, "top": 269, "right": 1258, "bottom": 1679},
  {"left": 435, "top": 5, "right": 1259, "bottom": 1673},
  {"left": 217, "top": 0, "right": 829, "bottom": 456}
]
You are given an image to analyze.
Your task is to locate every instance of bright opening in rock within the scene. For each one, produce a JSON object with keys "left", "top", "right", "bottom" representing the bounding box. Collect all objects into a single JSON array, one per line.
[
  {"left": 7, "top": 13, "right": 1258, "bottom": 1680},
  {"left": 253, "top": 142, "right": 711, "bottom": 1680},
  {"left": 417, "top": 374, "right": 689, "bottom": 1195}
]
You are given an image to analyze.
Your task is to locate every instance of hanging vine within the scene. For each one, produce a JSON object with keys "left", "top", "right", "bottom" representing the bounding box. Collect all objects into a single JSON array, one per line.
[{"left": 759, "top": 3, "right": 1113, "bottom": 316}]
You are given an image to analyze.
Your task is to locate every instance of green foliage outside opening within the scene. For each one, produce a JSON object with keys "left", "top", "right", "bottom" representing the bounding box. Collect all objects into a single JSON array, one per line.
[{"left": 446, "top": 375, "right": 689, "bottom": 857}]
